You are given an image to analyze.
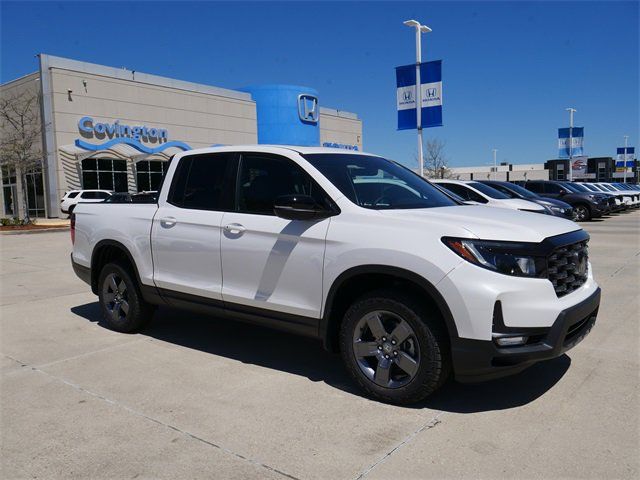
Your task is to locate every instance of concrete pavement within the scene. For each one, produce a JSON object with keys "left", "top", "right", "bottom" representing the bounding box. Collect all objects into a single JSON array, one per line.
[{"left": 1, "top": 211, "right": 638, "bottom": 479}]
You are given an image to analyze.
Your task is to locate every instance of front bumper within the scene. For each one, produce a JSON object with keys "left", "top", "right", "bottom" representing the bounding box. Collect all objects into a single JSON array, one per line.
[{"left": 452, "top": 287, "right": 600, "bottom": 382}]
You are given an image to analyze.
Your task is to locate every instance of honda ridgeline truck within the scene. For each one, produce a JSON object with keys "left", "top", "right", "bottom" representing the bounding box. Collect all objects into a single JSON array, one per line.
[{"left": 71, "top": 146, "right": 600, "bottom": 404}]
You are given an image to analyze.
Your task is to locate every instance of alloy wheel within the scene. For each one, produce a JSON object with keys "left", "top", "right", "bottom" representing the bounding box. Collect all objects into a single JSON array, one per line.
[
  {"left": 352, "top": 310, "right": 421, "bottom": 389},
  {"left": 574, "top": 206, "right": 588, "bottom": 221},
  {"left": 102, "top": 273, "right": 130, "bottom": 324}
]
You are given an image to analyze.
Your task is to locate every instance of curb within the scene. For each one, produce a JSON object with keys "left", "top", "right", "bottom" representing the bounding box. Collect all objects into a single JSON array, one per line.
[{"left": 0, "top": 227, "right": 70, "bottom": 235}]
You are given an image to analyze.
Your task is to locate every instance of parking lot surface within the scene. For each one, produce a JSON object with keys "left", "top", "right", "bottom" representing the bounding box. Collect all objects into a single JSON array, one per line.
[{"left": 1, "top": 211, "right": 639, "bottom": 480}]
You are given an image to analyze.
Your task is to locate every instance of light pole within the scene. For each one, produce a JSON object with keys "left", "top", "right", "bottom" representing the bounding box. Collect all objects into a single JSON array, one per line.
[
  {"left": 404, "top": 19, "right": 432, "bottom": 177},
  {"left": 492, "top": 149, "right": 497, "bottom": 180},
  {"left": 623, "top": 135, "right": 629, "bottom": 183},
  {"left": 566, "top": 107, "right": 576, "bottom": 181}
]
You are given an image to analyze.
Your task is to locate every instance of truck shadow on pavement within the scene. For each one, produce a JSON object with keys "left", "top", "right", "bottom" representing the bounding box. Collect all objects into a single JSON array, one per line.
[{"left": 71, "top": 302, "right": 571, "bottom": 413}]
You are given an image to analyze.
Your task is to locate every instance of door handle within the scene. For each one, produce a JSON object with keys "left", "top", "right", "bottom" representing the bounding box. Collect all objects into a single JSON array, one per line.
[
  {"left": 223, "top": 223, "right": 246, "bottom": 233},
  {"left": 160, "top": 216, "right": 177, "bottom": 228}
]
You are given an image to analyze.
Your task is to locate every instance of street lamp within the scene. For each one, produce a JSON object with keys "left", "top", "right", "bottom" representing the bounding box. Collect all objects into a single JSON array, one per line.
[
  {"left": 492, "top": 149, "right": 497, "bottom": 180},
  {"left": 623, "top": 135, "right": 629, "bottom": 183},
  {"left": 566, "top": 107, "right": 576, "bottom": 181},
  {"left": 404, "top": 19, "right": 432, "bottom": 177}
]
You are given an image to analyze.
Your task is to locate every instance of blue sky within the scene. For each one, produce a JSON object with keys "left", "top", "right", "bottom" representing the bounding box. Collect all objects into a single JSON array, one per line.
[{"left": 1, "top": 1, "right": 638, "bottom": 168}]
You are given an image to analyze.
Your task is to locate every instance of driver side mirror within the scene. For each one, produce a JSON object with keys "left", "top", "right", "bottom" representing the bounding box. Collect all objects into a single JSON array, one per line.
[
  {"left": 274, "top": 195, "right": 336, "bottom": 221},
  {"left": 559, "top": 189, "right": 567, "bottom": 195}
]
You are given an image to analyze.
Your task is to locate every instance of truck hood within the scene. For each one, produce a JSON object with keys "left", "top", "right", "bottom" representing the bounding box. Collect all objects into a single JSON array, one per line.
[{"left": 377, "top": 205, "right": 580, "bottom": 242}]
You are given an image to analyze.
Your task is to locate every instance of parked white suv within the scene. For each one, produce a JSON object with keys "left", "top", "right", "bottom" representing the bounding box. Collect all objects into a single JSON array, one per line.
[
  {"left": 70, "top": 146, "right": 600, "bottom": 404},
  {"left": 433, "top": 179, "right": 547, "bottom": 213},
  {"left": 61, "top": 189, "right": 112, "bottom": 214}
]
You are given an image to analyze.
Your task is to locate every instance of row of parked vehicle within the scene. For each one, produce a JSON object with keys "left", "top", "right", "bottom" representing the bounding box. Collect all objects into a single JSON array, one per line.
[{"left": 432, "top": 179, "right": 640, "bottom": 222}]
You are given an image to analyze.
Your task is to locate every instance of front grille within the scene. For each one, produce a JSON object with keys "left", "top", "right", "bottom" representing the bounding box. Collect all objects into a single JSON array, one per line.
[{"left": 547, "top": 240, "right": 589, "bottom": 297}]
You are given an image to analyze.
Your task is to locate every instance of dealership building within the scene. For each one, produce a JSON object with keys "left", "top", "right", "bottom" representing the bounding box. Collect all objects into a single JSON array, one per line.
[{"left": 0, "top": 54, "right": 362, "bottom": 218}]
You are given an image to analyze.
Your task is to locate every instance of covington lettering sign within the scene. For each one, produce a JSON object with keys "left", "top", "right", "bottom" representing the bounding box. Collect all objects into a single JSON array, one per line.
[{"left": 78, "top": 116, "right": 168, "bottom": 142}]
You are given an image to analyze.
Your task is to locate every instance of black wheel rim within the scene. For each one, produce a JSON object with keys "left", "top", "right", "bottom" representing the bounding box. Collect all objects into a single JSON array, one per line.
[
  {"left": 352, "top": 310, "right": 420, "bottom": 389},
  {"left": 102, "top": 273, "right": 130, "bottom": 324},
  {"left": 574, "top": 206, "right": 587, "bottom": 221}
]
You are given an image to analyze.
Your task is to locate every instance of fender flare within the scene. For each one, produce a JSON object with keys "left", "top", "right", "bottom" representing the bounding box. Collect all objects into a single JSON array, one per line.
[
  {"left": 90, "top": 239, "right": 145, "bottom": 295},
  {"left": 320, "top": 265, "right": 459, "bottom": 350}
]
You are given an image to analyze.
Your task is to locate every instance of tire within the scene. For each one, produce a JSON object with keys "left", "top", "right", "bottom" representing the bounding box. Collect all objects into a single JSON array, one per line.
[
  {"left": 98, "top": 262, "right": 153, "bottom": 333},
  {"left": 572, "top": 204, "right": 591, "bottom": 222},
  {"left": 339, "top": 289, "right": 451, "bottom": 405}
]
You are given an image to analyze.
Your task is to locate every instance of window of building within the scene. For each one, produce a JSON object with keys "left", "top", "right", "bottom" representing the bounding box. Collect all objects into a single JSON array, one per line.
[
  {"left": 168, "top": 153, "right": 235, "bottom": 211},
  {"left": 24, "top": 166, "right": 46, "bottom": 218},
  {"left": 136, "top": 160, "right": 167, "bottom": 192},
  {"left": 1, "top": 165, "right": 17, "bottom": 216},
  {"left": 598, "top": 162, "right": 606, "bottom": 181},
  {"left": 81, "top": 158, "right": 128, "bottom": 192}
]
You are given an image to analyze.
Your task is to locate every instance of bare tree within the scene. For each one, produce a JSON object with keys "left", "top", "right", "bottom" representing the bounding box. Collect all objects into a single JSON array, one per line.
[
  {"left": 0, "top": 91, "right": 43, "bottom": 221},
  {"left": 421, "top": 138, "right": 453, "bottom": 179}
]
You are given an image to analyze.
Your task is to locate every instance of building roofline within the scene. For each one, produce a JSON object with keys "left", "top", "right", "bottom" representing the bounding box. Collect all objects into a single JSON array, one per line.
[
  {"left": 33, "top": 54, "right": 253, "bottom": 102},
  {"left": 0, "top": 71, "right": 40, "bottom": 88},
  {"left": 319, "top": 107, "right": 358, "bottom": 120}
]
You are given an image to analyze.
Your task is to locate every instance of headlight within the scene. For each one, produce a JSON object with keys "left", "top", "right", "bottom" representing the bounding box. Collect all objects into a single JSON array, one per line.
[
  {"left": 549, "top": 206, "right": 566, "bottom": 214},
  {"left": 442, "top": 237, "right": 546, "bottom": 277}
]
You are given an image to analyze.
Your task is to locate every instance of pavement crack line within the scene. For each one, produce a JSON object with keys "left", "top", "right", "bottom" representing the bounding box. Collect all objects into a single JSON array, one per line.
[
  {"left": 353, "top": 411, "right": 446, "bottom": 480},
  {"left": 5, "top": 355, "right": 301, "bottom": 480},
  {"left": 5, "top": 338, "right": 147, "bottom": 375}
]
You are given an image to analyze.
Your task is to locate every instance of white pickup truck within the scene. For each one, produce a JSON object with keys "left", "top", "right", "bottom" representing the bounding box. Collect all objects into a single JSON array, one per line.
[{"left": 71, "top": 146, "right": 600, "bottom": 404}]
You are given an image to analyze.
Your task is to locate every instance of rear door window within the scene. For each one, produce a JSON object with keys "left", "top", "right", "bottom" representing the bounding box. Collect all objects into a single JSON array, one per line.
[{"left": 167, "top": 152, "right": 236, "bottom": 211}]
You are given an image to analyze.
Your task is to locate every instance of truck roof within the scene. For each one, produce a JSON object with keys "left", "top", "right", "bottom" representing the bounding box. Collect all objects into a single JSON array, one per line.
[{"left": 174, "top": 145, "right": 375, "bottom": 158}]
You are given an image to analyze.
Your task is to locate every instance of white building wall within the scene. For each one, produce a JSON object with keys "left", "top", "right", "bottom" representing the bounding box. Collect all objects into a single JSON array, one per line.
[{"left": 319, "top": 108, "right": 362, "bottom": 150}]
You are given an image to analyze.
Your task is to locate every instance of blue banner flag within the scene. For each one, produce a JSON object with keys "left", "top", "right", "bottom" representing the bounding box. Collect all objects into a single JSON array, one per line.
[
  {"left": 396, "top": 60, "right": 442, "bottom": 130},
  {"left": 616, "top": 147, "right": 635, "bottom": 169},
  {"left": 558, "top": 127, "right": 584, "bottom": 158}
]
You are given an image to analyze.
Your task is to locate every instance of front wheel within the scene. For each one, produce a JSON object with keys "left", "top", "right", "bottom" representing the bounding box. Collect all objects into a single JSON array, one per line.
[
  {"left": 339, "top": 290, "right": 450, "bottom": 405},
  {"left": 98, "top": 262, "right": 153, "bottom": 333},
  {"left": 572, "top": 204, "right": 591, "bottom": 222}
]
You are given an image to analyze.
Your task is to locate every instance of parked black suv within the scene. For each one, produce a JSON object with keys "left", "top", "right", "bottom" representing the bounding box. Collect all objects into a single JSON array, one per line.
[
  {"left": 479, "top": 180, "right": 573, "bottom": 219},
  {"left": 519, "top": 180, "right": 609, "bottom": 221}
]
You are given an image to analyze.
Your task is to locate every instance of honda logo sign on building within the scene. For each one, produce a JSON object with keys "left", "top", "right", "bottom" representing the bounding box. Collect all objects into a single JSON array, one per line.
[{"left": 298, "top": 94, "right": 319, "bottom": 124}]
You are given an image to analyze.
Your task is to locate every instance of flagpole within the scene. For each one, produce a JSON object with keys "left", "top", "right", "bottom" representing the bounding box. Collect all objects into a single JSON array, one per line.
[
  {"left": 416, "top": 28, "right": 423, "bottom": 177},
  {"left": 566, "top": 108, "right": 576, "bottom": 182},
  {"left": 623, "top": 135, "right": 628, "bottom": 183},
  {"left": 404, "top": 20, "right": 431, "bottom": 177}
]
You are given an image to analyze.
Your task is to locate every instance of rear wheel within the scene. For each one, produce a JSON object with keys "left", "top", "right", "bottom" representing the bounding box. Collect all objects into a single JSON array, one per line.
[
  {"left": 98, "top": 262, "right": 153, "bottom": 332},
  {"left": 572, "top": 204, "right": 590, "bottom": 222},
  {"left": 339, "top": 290, "right": 450, "bottom": 404}
]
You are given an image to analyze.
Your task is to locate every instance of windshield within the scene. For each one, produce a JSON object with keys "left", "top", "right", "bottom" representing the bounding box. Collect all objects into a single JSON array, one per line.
[
  {"left": 581, "top": 183, "right": 599, "bottom": 192},
  {"left": 467, "top": 182, "right": 511, "bottom": 199},
  {"left": 599, "top": 184, "right": 615, "bottom": 191},
  {"left": 561, "top": 182, "right": 583, "bottom": 193},
  {"left": 304, "top": 154, "right": 457, "bottom": 209}
]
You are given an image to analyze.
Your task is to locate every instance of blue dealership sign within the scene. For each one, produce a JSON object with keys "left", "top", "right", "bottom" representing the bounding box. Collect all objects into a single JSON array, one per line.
[
  {"left": 396, "top": 60, "right": 442, "bottom": 130},
  {"left": 558, "top": 127, "right": 584, "bottom": 158}
]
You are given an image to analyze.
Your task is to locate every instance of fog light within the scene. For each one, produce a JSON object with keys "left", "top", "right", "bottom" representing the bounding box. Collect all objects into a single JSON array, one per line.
[{"left": 494, "top": 336, "right": 528, "bottom": 347}]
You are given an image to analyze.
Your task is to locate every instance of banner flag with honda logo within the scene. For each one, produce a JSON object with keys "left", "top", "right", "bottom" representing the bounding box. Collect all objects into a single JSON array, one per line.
[
  {"left": 396, "top": 60, "right": 442, "bottom": 130},
  {"left": 616, "top": 146, "right": 635, "bottom": 171},
  {"left": 558, "top": 127, "right": 584, "bottom": 158}
]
